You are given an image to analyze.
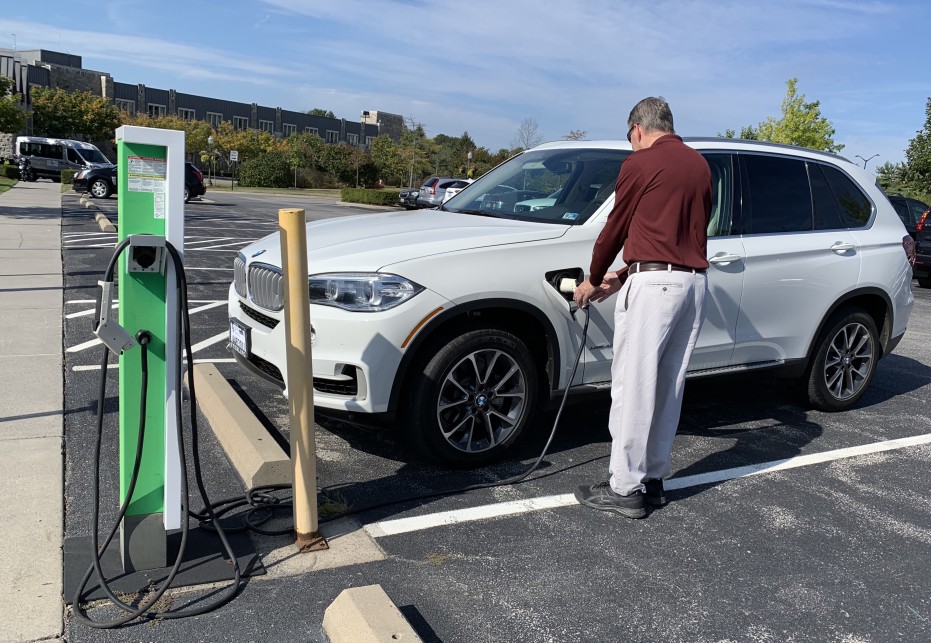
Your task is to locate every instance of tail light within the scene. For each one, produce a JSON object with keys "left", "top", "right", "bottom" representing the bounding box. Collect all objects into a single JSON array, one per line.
[
  {"left": 903, "top": 235, "right": 916, "bottom": 266},
  {"left": 917, "top": 209, "right": 929, "bottom": 232},
  {"left": 193, "top": 167, "right": 203, "bottom": 182},
  {"left": 429, "top": 185, "right": 436, "bottom": 195}
]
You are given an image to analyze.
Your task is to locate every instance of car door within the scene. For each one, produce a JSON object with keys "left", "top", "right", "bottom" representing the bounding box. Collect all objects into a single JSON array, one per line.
[
  {"left": 731, "top": 153, "right": 862, "bottom": 365},
  {"left": 580, "top": 151, "right": 743, "bottom": 384}
]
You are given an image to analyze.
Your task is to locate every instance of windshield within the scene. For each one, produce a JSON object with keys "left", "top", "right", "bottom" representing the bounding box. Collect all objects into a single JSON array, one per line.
[
  {"left": 443, "top": 147, "right": 630, "bottom": 224},
  {"left": 76, "top": 147, "right": 111, "bottom": 164}
]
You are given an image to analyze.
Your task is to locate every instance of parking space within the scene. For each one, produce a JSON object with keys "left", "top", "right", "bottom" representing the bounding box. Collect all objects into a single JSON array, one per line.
[{"left": 61, "top": 192, "right": 931, "bottom": 641}]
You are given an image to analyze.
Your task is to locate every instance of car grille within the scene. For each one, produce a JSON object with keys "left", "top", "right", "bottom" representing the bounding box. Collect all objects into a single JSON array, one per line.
[
  {"left": 248, "top": 353, "right": 284, "bottom": 383},
  {"left": 233, "top": 254, "right": 247, "bottom": 297},
  {"left": 240, "top": 302, "right": 279, "bottom": 329},
  {"left": 248, "top": 263, "right": 284, "bottom": 311},
  {"left": 313, "top": 373, "right": 358, "bottom": 396},
  {"left": 248, "top": 353, "right": 358, "bottom": 396}
]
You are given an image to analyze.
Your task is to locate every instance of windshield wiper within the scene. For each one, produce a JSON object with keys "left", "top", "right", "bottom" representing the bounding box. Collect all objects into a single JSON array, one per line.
[{"left": 453, "top": 209, "right": 507, "bottom": 218}]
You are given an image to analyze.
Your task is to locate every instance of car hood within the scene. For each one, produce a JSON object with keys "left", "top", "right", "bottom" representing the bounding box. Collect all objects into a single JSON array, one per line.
[{"left": 239, "top": 209, "right": 569, "bottom": 272}]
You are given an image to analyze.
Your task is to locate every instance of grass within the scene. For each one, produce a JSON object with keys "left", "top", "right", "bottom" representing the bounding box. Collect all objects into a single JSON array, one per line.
[
  {"left": 0, "top": 176, "right": 14, "bottom": 196},
  {"left": 206, "top": 179, "right": 342, "bottom": 199}
]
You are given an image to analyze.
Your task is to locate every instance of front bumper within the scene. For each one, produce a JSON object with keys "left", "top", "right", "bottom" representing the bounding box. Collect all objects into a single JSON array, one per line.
[{"left": 227, "top": 284, "right": 452, "bottom": 415}]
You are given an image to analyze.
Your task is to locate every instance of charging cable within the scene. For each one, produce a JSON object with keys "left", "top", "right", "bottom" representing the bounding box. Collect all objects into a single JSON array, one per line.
[
  {"left": 195, "top": 302, "right": 593, "bottom": 531},
  {"left": 72, "top": 237, "right": 241, "bottom": 628}
]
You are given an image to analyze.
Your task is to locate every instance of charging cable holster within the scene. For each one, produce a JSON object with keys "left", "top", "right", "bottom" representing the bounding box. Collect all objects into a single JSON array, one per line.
[{"left": 92, "top": 235, "right": 168, "bottom": 354}]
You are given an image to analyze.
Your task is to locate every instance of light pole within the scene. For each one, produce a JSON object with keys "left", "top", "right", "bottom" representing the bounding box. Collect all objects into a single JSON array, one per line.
[
  {"left": 206, "top": 135, "right": 216, "bottom": 186},
  {"left": 467, "top": 150, "right": 472, "bottom": 178},
  {"left": 855, "top": 153, "right": 879, "bottom": 169},
  {"left": 359, "top": 111, "right": 369, "bottom": 148}
]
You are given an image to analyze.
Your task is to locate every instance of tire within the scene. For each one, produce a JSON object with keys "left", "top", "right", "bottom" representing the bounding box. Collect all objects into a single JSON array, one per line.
[
  {"left": 184, "top": 186, "right": 191, "bottom": 203},
  {"left": 805, "top": 307, "right": 879, "bottom": 411},
  {"left": 408, "top": 328, "right": 538, "bottom": 466},
  {"left": 89, "top": 178, "right": 112, "bottom": 199},
  {"left": 917, "top": 276, "right": 931, "bottom": 289}
]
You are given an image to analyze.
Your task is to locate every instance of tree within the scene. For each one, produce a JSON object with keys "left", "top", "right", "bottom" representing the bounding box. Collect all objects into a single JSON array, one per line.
[
  {"left": 755, "top": 78, "right": 843, "bottom": 153},
  {"left": 563, "top": 129, "right": 587, "bottom": 141},
  {"left": 0, "top": 77, "right": 26, "bottom": 135},
  {"left": 401, "top": 116, "right": 434, "bottom": 186},
  {"left": 306, "top": 108, "right": 336, "bottom": 118},
  {"left": 904, "top": 98, "right": 931, "bottom": 198},
  {"left": 875, "top": 161, "right": 909, "bottom": 196},
  {"left": 511, "top": 117, "right": 543, "bottom": 151},
  {"left": 369, "top": 135, "right": 407, "bottom": 186},
  {"left": 30, "top": 87, "right": 121, "bottom": 142},
  {"left": 717, "top": 125, "right": 759, "bottom": 140},
  {"left": 119, "top": 112, "right": 213, "bottom": 158}
]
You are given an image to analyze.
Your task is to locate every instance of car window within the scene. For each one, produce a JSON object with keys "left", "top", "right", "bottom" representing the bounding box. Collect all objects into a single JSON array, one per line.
[
  {"left": 908, "top": 199, "right": 929, "bottom": 224},
  {"left": 742, "top": 154, "right": 813, "bottom": 234},
  {"left": 888, "top": 198, "right": 909, "bottom": 223},
  {"left": 702, "top": 153, "right": 735, "bottom": 237},
  {"left": 67, "top": 148, "right": 82, "bottom": 164},
  {"left": 809, "top": 163, "right": 845, "bottom": 230},
  {"left": 821, "top": 165, "right": 871, "bottom": 228},
  {"left": 21, "top": 142, "right": 63, "bottom": 159},
  {"left": 444, "top": 148, "right": 629, "bottom": 225}
]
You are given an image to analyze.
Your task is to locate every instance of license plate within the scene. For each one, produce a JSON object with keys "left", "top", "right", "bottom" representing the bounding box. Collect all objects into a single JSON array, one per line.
[{"left": 229, "top": 319, "right": 249, "bottom": 357}]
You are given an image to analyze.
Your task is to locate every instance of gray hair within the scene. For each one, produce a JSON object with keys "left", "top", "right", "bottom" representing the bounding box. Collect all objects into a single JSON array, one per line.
[{"left": 628, "top": 97, "right": 675, "bottom": 135}]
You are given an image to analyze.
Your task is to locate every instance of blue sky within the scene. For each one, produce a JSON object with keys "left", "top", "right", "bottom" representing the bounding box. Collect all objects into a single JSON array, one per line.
[{"left": 3, "top": 0, "right": 929, "bottom": 167}]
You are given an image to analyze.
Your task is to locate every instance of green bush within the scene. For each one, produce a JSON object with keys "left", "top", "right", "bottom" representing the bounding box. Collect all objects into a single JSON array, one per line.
[
  {"left": 1, "top": 165, "right": 19, "bottom": 180},
  {"left": 340, "top": 188, "right": 402, "bottom": 206},
  {"left": 237, "top": 152, "right": 292, "bottom": 188},
  {"left": 61, "top": 169, "right": 77, "bottom": 184}
]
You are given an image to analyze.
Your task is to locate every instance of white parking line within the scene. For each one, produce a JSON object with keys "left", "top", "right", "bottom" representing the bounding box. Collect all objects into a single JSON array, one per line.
[
  {"left": 189, "top": 331, "right": 229, "bottom": 353},
  {"left": 72, "top": 357, "right": 237, "bottom": 372},
  {"left": 364, "top": 432, "right": 931, "bottom": 538}
]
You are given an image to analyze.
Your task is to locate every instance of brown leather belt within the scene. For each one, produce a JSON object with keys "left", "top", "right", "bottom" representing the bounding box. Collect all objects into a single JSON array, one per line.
[{"left": 629, "top": 261, "right": 705, "bottom": 274}]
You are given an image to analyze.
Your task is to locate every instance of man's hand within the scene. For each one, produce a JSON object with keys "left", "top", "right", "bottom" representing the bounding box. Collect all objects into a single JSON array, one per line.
[
  {"left": 573, "top": 280, "right": 596, "bottom": 308},
  {"left": 590, "top": 268, "right": 627, "bottom": 302}
]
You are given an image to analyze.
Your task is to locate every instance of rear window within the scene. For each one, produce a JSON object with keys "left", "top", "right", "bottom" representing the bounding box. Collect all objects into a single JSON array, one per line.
[
  {"left": 742, "top": 154, "right": 813, "bottom": 234},
  {"left": 19, "top": 142, "right": 63, "bottom": 159},
  {"left": 421, "top": 178, "right": 438, "bottom": 188},
  {"left": 821, "top": 165, "right": 871, "bottom": 228}
]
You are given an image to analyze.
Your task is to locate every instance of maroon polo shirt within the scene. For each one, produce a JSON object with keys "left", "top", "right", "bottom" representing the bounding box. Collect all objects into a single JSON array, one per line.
[{"left": 588, "top": 134, "right": 712, "bottom": 287}]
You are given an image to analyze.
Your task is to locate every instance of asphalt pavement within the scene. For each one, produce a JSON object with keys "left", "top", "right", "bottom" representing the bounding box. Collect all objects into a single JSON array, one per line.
[{"left": 3, "top": 182, "right": 931, "bottom": 642}]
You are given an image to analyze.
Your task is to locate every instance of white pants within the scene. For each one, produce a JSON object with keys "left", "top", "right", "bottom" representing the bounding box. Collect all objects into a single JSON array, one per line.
[{"left": 608, "top": 269, "right": 707, "bottom": 495}]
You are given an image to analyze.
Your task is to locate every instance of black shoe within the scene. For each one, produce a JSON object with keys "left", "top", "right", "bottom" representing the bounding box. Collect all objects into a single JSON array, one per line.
[
  {"left": 574, "top": 481, "right": 646, "bottom": 519},
  {"left": 644, "top": 479, "right": 667, "bottom": 507}
]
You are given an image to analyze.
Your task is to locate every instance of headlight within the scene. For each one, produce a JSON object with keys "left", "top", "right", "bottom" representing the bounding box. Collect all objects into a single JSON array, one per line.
[
  {"left": 308, "top": 273, "right": 424, "bottom": 312},
  {"left": 75, "top": 170, "right": 87, "bottom": 180}
]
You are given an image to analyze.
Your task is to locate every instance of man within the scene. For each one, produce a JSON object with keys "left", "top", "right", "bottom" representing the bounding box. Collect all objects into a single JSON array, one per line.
[{"left": 573, "top": 97, "right": 712, "bottom": 519}]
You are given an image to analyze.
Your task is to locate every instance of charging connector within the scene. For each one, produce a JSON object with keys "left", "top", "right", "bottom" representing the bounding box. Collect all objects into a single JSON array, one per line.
[
  {"left": 93, "top": 280, "right": 136, "bottom": 354},
  {"left": 127, "top": 234, "right": 168, "bottom": 274}
]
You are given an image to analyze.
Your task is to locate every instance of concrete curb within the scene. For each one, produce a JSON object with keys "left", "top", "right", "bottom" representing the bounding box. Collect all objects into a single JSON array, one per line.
[
  {"left": 94, "top": 211, "right": 116, "bottom": 233},
  {"left": 188, "top": 363, "right": 291, "bottom": 487},
  {"left": 323, "top": 585, "right": 423, "bottom": 643}
]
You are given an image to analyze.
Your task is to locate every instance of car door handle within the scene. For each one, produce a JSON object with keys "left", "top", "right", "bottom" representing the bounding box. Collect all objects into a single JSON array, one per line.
[
  {"left": 708, "top": 252, "right": 742, "bottom": 266},
  {"left": 830, "top": 241, "right": 855, "bottom": 254}
]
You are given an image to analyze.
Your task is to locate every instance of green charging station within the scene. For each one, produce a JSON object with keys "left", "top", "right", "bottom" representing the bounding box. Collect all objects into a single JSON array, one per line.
[{"left": 114, "top": 126, "right": 186, "bottom": 571}]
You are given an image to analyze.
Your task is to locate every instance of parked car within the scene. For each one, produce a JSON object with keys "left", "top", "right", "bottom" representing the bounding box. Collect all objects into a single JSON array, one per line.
[
  {"left": 13, "top": 136, "right": 112, "bottom": 182},
  {"left": 398, "top": 188, "right": 419, "bottom": 210},
  {"left": 73, "top": 162, "right": 206, "bottom": 203},
  {"left": 887, "top": 194, "right": 928, "bottom": 241},
  {"left": 228, "top": 138, "right": 914, "bottom": 466},
  {"left": 912, "top": 213, "right": 931, "bottom": 288},
  {"left": 415, "top": 177, "right": 471, "bottom": 208},
  {"left": 441, "top": 179, "right": 474, "bottom": 204}
]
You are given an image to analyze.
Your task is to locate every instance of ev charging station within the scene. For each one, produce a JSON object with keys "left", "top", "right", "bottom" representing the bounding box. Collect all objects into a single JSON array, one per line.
[{"left": 113, "top": 126, "right": 185, "bottom": 571}]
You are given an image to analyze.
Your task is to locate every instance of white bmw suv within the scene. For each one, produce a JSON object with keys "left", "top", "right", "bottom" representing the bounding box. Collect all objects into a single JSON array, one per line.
[{"left": 228, "top": 139, "right": 914, "bottom": 465}]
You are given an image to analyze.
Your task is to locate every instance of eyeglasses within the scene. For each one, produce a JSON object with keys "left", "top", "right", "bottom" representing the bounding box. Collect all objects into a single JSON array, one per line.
[{"left": 626, "top": 124, "right": 637, "bottom": 143}]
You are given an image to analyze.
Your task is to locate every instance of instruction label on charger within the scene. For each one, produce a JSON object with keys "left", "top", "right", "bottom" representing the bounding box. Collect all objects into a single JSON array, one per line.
[{"left": 127, "top": 155, "right": 167, "bottom": 219}]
